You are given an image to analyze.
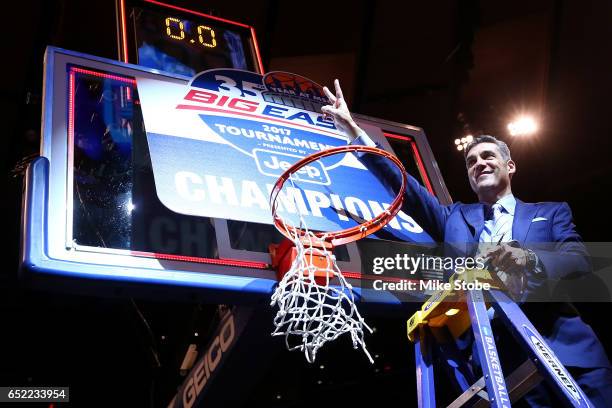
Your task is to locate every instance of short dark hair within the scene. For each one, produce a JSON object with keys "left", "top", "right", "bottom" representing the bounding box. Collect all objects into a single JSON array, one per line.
[{"left": 464, "top": 135, "right": 511, "bottom": 162}]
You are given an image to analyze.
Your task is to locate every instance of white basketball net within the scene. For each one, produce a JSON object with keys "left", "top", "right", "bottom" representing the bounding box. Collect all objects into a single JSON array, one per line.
[{"left": 270, "top": 184, "right": 374, "bottom": 363}]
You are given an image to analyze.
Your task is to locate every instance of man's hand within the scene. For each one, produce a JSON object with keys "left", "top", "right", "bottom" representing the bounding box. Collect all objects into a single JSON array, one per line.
[
  {"left": 479, "top": 243, "right": 528, "bottom": 298},
  {"left": 481, "top": 243, "right": 528, "bottom": 274},
  {"left": 321, "top": 79, "right": 363, "bottom": 141}
]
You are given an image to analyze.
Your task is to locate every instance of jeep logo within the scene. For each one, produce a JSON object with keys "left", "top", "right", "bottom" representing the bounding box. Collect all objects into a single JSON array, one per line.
[{"left": 254, "top": 149, "right": 330, "bottom": 185}]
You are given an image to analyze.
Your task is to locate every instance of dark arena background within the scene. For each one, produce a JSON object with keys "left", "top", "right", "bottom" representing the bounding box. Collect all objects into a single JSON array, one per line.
[{"left": 3, "top": 1, "right": 612, "bottom": 406}]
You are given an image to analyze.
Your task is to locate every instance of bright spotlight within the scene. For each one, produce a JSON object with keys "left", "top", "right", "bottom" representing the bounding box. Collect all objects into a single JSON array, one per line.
[
  {"left": 508, "top": 116, "right": 538, "bottom": 136},
  {"left": 454, "top": 135, "right": 472, "bottom": 153}
]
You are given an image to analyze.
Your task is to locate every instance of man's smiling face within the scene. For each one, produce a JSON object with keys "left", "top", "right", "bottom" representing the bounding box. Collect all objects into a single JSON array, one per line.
[{"left": 465, "top": 142, "right": 515, "bottom": 198}]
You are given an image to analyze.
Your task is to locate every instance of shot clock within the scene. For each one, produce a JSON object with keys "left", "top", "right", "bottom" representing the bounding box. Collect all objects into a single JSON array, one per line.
[{"left": 116, "top": 0, "right": 263, "bottom": 76}]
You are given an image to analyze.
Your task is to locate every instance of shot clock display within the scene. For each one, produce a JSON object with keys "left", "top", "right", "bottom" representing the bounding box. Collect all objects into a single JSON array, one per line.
[{"left": 117, "top": 0, "right": 263, "bottom": 76}]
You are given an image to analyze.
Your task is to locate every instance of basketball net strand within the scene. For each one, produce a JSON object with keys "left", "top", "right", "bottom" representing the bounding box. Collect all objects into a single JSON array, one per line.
[{"left": 270, "top": 172, "right": 374, "bottom": 364}]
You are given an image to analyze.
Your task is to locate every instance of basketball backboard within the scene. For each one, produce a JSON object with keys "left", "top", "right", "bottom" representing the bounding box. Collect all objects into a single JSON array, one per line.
[{"left": 20, "top": 47, "right": 452, "bottom": 308}]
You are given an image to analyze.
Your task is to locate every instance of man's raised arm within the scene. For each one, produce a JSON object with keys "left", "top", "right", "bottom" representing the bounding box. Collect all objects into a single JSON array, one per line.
[{"left": 321, "top": 79, "right": 454, "bottom": 241}]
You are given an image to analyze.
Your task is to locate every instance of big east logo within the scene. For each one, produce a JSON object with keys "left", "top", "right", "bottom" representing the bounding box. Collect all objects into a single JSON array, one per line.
[{"left": 174, "top": 69, "right": 348, "bottom": 183}]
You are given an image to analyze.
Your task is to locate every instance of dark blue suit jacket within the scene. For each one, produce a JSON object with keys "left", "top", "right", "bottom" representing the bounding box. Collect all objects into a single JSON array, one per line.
[{"left": 361, "top": 150, "right": 609, "bottom": 368}]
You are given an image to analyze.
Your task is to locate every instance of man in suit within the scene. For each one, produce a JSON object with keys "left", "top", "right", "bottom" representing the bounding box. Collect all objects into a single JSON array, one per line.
[{"left": 321, "top": 79, "right": 612, "bottom": 406}]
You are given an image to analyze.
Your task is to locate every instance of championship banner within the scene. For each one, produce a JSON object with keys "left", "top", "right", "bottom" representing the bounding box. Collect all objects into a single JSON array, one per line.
[{"left": 136, "top": 69, "right": 433, "bottom": 242}]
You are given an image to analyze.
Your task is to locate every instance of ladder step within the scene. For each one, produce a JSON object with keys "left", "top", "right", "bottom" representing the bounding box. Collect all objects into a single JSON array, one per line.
[{"left": 448, "top": 359, "right": 543, "bottom": 408}]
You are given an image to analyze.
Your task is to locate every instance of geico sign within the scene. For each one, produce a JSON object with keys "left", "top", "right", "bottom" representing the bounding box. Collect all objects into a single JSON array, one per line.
[{"left": 182, "top": 314, "right": 236, "bottom": 408}]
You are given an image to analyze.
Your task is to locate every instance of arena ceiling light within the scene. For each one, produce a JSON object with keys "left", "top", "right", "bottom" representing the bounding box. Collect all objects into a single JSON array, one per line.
[
  {"left": 455, "top": 135, "right": 473, "bottom": 151},
  {"left": 508, "top": 115, "right": 538, "bottom": 136}
]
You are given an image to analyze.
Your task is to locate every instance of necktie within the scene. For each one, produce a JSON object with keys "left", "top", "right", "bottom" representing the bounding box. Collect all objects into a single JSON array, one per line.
[{"left": 480, "top": 203, "right": 511, "bottom": 243}]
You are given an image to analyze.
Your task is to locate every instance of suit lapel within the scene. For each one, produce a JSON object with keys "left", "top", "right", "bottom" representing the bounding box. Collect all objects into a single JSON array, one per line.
[
  {"left": 512, "top": 199, "right": 537, "bottom": 243},
  {"left": 460, "top": 203, "right": 484, "bottom": 242}
]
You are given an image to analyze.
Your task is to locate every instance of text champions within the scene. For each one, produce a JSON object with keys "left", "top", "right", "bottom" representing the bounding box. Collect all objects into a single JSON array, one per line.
[{"left": 174, "top": 172, "right": 424, "bottom": 235}]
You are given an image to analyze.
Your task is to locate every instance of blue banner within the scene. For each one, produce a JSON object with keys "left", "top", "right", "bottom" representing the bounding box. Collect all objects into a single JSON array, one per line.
[{"left": 137, "top": 69, "right": 433, "bottom": 242}]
